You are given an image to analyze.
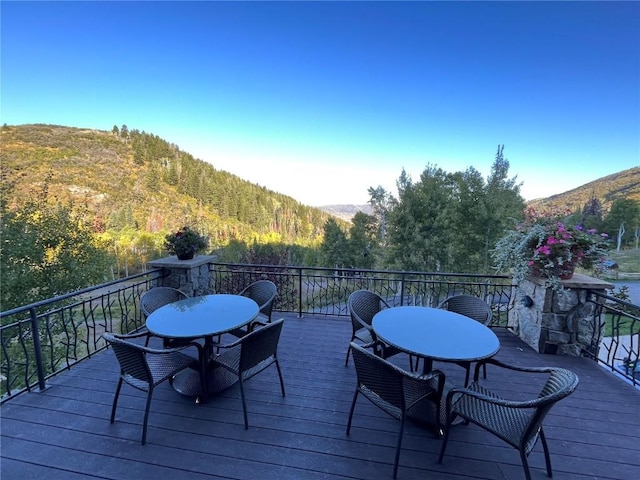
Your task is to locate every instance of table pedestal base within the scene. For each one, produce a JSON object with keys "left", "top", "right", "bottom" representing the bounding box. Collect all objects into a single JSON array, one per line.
[
  {"left": 406, "top": 382, "right": 465, "bottom": 435},
  {"left": 171, "top": 365, "right": 238, "bottom": 403}
]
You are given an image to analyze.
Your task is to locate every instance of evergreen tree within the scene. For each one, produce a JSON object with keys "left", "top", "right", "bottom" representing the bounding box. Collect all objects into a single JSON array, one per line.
[
  {"left": 320, "top": 218, "right": 348, "bottom": 268},
  {"left": 348, "top": 211, "right": 378, "bottom": 269}
]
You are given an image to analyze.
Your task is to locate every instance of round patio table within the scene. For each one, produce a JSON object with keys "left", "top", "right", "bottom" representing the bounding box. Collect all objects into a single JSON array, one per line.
[
  {"left": 146, "top": 294, "right": 259, "bottom": 403},
  {"left": 373, "top": 305, "right": 500, "bottom": 431},
  {"left": 372, "top": 305, "right": 500, "bottom": 371}
]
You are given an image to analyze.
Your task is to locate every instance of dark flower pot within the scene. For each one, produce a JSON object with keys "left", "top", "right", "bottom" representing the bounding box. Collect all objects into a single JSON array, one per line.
[{"left": 176, "top": 252, "right": 195, "bottom": 260}]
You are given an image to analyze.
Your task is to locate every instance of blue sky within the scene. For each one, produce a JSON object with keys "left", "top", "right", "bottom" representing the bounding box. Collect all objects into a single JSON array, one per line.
[{"left": 2, "top": 1, "right": 639, "bottom": 206}]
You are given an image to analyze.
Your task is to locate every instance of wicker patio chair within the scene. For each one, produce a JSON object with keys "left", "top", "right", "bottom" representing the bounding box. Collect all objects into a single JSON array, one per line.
[
  {"left": 345, "top": 289, "right": 404, "bottom": 367},
  {"left": 437, "top": 294, "right": 493, "bottom": 385},
  {"left": 140, "top": 287, "right": 189, "bottom": 347},
  {"left": 102, "top": 331, "right": 203, "bottom": 445},
  {"left": 227, "top": 280, "right": 277, "bottom": 338},
  {"left": 347, "top": 342, "right": 445, "bottom": 479},
  {"left": 210, "top": 318, "right": 285, "bottom": 429},
  {"left": 438, "top": 358, "right": 579, "bottom": 480}
]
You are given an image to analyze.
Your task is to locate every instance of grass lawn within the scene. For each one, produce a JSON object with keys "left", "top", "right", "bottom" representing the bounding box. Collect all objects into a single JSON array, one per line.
[
  {"left": 602, "top": 313, "right": 637, "bottom": 338},
  {"left": 604, "top": 248, "right": 640, "bottom": 279}
]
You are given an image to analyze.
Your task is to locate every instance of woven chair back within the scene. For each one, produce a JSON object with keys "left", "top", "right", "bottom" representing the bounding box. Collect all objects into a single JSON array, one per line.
[
  {"left": 239, "top": 318, "right": 284, "bottom": 372},
  {"left": 102, "top": 333, "right": 152, "bottom": 384},
  {"left": 141, "top": 287, "right": 188, "bottom": 317},
  {"left": 439, "top": 294, "right": 492, "bottom": 326},
  {"left": 240, "top": 280, "right": 277, "bottom": 320},
  {"left": 350, "top": 342, "right": 405, "bottom": 411},
  {"left": 349, "top": 290, "right": 389, "bottom": 327}
]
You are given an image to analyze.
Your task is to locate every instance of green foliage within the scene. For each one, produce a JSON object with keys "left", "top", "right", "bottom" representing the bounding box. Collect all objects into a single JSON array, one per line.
[
  {"left": 0, "top": 124, "right": 340, "bottom": 276},
  {"left": 384, "top": 166, "right": 457, "bottom": 272},
  {"left": 320, "top": 218, "right": 348, "bottom": 267},
  {"left": 603, "top": 198, "right": 640, "bottom": 249},
  {"left": 347, "top": 211, "right": 378, "bottom": 269},
  {"left": 0, "top": 181, "right": 112, "bottom": 311},
  {"left": 317, "top": 148, "right": 526, "bottom": 275}
]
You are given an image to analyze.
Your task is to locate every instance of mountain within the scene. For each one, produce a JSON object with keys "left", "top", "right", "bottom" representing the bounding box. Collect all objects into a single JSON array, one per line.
[
  {"left": 0, "top": 124, "right": 348, "bottom": 246},
  {"left": 526, "top": 167, "right": 640, "bottom": 213},
  {"left": 322, "top": 168, "right": 640, "bottom": 221},
  {"left": 2, "top": 124, "right": 637, "bottom": 236},
  {"left": 317, "top": 204, "right": 373, "bottom": 222}
]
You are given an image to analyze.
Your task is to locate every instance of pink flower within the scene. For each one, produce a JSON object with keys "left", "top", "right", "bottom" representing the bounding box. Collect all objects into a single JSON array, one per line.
[{"left": 537, "top": 245, "right": 551, "bottom": 255}]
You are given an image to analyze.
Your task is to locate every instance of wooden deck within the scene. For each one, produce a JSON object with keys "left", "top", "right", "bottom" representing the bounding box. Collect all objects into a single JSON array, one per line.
[{"left": 2, "top": 313, "right": 639, "bottom": 480}]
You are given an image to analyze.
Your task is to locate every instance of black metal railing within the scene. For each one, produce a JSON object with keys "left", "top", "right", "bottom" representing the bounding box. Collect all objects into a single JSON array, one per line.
[
  {"left": 586, "top": 290, "right": 640, "bottom": 387},
  {"left": 211, "top": 263, "right": 514, "bottom": 324},
  {"left": 2, "top": 260, "right": 637, "bottom": 402},
  {"left": 0, "top": 271, "right": 162, "bottom": 402}
]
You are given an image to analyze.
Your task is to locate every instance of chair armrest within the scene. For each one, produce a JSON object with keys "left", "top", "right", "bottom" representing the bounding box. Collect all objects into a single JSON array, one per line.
[
  {"left": 138, "top": 340, "right": 202, "bottom": 356},
  {"left": 247, "top": 318, "right": 268, "bottom": 333},
  {"left": 447, "top": 382, "right": 549, "bottom": 410},
  {"left": 412, "top": 369, "right": 446, "bottom": 383},
  {"left": 113, "top": 330, "right": 151, "bottom": 340},
  {"left": 217, "top": 322, "right": 269, "bottom": 349},
  {"left": 216, "top": 337, "right": 243, "bottom": 349},
  {"left": 473, "top": 358, "right": 555, "bottom": 380}
]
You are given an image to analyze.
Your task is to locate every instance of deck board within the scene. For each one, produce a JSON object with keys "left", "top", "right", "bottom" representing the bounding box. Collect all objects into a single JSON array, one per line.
[{"left": 2, "top": 312, "right": 639, "bottom": 480}]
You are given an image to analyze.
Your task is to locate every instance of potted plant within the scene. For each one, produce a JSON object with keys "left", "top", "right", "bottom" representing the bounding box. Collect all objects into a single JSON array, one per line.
[
  {"left": 492, "top": 208, "right": 610, "bottom": 289},
  {"left": 164, "top": 226, "right": 208, "bottom": 260}
]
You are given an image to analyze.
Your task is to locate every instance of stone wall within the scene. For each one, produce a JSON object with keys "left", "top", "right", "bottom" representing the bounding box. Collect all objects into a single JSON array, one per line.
[
  {"left": 147, "top": 255, "right": 216, "bottom": 297},
  {"left": 508, "top": 273, "right": 613, "bottom": 356}
]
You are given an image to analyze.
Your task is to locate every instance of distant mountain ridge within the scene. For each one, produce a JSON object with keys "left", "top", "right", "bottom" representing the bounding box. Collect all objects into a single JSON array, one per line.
[
  {"left": 318, "top": 204, "right": 373, "bottom": 222},
  {"left": 2, "top": 124, "right": 637, "bottom": 228},
  {"left": 526, "top": 167, "right": 639, "bottom": 213},
  {"left": 320, "top": 167, "right": 640, "bottom": 221}
]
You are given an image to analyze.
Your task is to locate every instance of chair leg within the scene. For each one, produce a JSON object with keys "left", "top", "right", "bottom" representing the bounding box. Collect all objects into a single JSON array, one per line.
[
  {"left": 345, "top": 343, "right": 352, "bottom": 366},
  {"left": 239, "top": 377, "right": 249, "bottom": 430},
  {"left": 438, "top": 409, "right": 459, "bottom": 463},
  {"left": 110, "top": 378, "right": 123, "bottom": 424},
  {"left": 346, "top": 390, "right": 359, "bottom": 434},
  {"left": 275, "top": 359, "right": 286, "bottom": 396},
  {"left": 392, "top": 415, "right": 406, "bottom": 479},
  {"left": 539, "top": 428, "right": 553, "bottom": 478},
  {"left": 438, "top": 420, "right": 452, "bottom": 464},
  {"left": 519, "top": 449, "right": 533, "bottom": 480},
  {"left": 141, "top": 387, "right": 154, "bottom": 445}
]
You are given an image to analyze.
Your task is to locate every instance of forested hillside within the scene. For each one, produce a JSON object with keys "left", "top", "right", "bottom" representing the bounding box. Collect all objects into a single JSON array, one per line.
[
  {"left": 2, "top": 125, "right": 638, "bottom": 311},
  {"left": 527, "top": 167, "right": 640, "bottom": 213},
  {"left": 1, "top": 124, "right": 342, "bottom": 248}
]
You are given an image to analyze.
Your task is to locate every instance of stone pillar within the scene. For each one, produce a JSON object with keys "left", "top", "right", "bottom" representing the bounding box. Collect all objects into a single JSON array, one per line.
[
  {"left": 147, "top": 255, "right": 216, "bottom": 297},
  {"left": 508, "top": 273, "right": 613, "bottom": 356}
]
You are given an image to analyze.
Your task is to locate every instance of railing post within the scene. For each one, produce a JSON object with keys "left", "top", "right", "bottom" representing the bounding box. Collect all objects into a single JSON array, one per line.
[
  {"left": 29, "top": 307, "right": 48, "bottom": 392},
  {"left": 297, "top": 267, "right": 303, "bottom": 318},
  {"left": 400, "top": 274, "right": 406, "bottom": 306}
]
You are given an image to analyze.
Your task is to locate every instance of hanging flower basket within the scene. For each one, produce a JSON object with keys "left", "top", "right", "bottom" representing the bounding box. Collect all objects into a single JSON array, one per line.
[{"left": 492, "top": 208, "right": 610, "bottom": 289}]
